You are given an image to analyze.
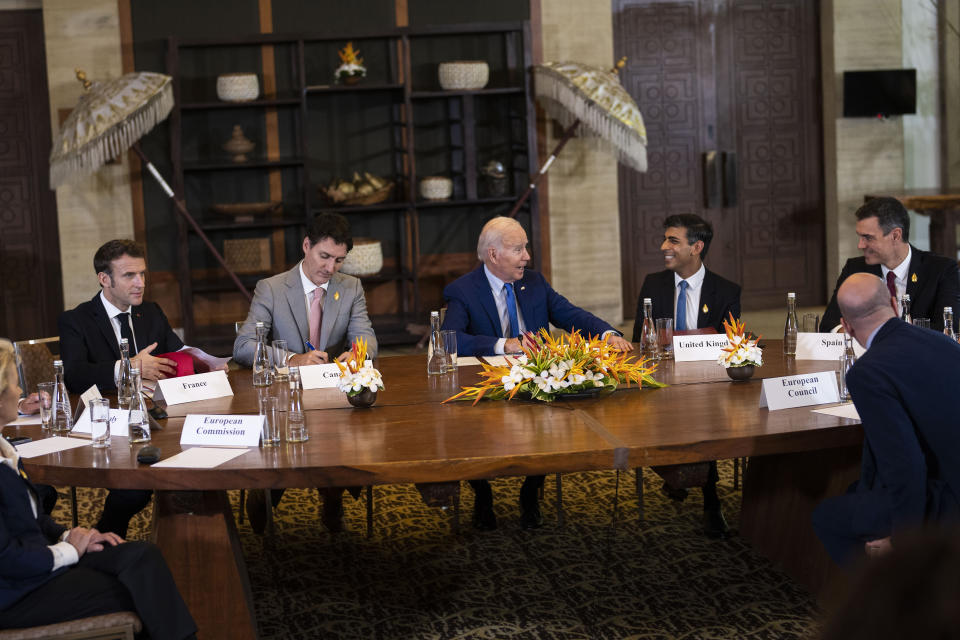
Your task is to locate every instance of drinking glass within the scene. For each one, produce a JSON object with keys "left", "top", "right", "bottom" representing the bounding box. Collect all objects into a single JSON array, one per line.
[
  {"left": 89, "top": 398, "right": 111, "bottom": 448},
  {"left": 286, "top": 409, "right": 307, "bottom": 442},
  {"left": 37, "top": 382, "right": 55, "bottom": 433},
  {"left": 261, "top": 397, "right": 281, "bottom": 447},
  {"left": 802, "top": 313, "right": 820, "bottom": 333},
  {"left": 656, "top": 318, "right": 674, "bottom": 360},
  {"left": 440, "top": 330, "right": 457, "bottom": 372},
  {"left": 912, "top": 317, "right": 931, "bottom": 329},
  {"left": 272, "top": 340, "right": 289, "bottom": 381}
]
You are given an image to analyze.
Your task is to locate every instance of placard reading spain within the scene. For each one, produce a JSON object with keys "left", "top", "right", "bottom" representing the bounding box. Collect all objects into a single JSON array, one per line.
[
  {"left": 759, "top": 371, "right": 840, "bottom": 410},
  {"left": 672, "top": 334, "right": 729, "bottom": 362},
  {"left": 156, "top": 371, "right": 233, "bottom": 406},
  {"left": 180, "top": 414, "right": 263, "bottom": 447},
  {"left": 795, "top": 333, "right": 846, "bottom": 360}
]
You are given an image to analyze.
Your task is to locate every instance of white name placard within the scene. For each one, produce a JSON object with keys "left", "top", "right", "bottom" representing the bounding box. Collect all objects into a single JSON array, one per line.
[
  {"left": 759, "top": 371, "right": 840, "bottom": 410},
  {"left": 180, "top": 414, "right": 264, "bottom": 447},
  {"left": 673, "top": 335, "right": 729, "bottom": 362},
  {"left": 72, "top": 408, "right": 129, "bottom": 437},
  {"left": 795, "top": 333, "right": 846, "bottom": 360},
  {"left": 299, "top": 363, "right": 344, "bottom": 389},
  {"left": 79, "top": 384, "right": 103, "bottom": 408},
  {"left": 156, "top": 371, "right": 233, "bottom": 406}
]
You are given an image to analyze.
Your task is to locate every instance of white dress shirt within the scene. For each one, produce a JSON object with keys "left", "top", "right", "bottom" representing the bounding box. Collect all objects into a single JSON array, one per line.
[
  {"left": 100, "top": 292, "right": 137, "bottom": 384},
  {"left": 483, "top": 265, "right": 526, "bottom": 354},
  {"left": 880, "top": 245, "right": 912, "bottom": 303},
  {"left": 299, "top": 261, "right": 329, "bottom": 346},
  {"left": 674, "top": 264, "right": 706, "bottom": 330}
]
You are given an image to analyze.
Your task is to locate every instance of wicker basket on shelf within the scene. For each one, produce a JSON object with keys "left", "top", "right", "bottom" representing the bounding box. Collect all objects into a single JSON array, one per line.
[
  {"left": 320, "top": 182, "right": 394, "bottom": 206},
  {"left": 438, "top": 61, "right": 489, "bottom": 90},
  {"left": 340, "top": 238, "right": 383, "bottom": 276}
]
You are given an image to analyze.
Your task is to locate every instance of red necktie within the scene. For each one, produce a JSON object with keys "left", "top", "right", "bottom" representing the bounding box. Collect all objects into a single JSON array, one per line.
[{"left": 886, "top": 271, "right": 897, "bottom": 300}]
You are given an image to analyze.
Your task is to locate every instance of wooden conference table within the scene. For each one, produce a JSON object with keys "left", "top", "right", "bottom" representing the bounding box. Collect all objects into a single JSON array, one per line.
[{"left": 5, "top": 342, "right": 862, "bottom": 639}]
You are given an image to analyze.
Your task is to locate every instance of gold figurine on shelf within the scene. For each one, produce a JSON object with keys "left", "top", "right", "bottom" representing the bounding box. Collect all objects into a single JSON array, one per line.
[{"left": 335, "top": 42, "right": 366, "bottom": 85}]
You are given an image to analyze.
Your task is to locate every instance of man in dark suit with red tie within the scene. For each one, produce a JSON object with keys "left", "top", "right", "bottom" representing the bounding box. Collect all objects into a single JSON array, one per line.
[
  {"left": 442, "top": 216, "right": 632, "bottom": 530},
  {"left": 632, "top": 214, "right": 741, "bottom": 538},
  {"left": 58, "top": 239, "right": 181, "bottom": 538},
  {"left": 820, "top": 197, "right": 960, "bottom": 332}
]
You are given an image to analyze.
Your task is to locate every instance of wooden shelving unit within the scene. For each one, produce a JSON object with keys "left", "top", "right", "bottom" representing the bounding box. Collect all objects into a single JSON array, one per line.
[{"left": 167, "top": 22, "right": 539, "bottom": 350}]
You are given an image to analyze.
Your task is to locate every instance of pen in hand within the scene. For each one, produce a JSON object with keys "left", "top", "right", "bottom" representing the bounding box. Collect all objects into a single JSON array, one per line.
[{"left": 305, "top": 340, "right": 317, "bottom": 351}]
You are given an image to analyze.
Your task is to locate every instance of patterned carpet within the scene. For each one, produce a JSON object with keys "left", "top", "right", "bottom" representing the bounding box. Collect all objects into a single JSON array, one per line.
[{"left": 59, "top": 462, "right": 822, "bottom": 639}]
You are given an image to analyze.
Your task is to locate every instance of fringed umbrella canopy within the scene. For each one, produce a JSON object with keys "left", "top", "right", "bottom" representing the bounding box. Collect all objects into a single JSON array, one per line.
[
  {"left": 534, "top": 61, "right": 647, "bottom": 172},
  {"left": 49, "top": 70, "right": 173, "bottom": 188}
]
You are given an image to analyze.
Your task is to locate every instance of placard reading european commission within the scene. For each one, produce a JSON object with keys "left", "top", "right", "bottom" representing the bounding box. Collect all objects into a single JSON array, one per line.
[{"left": 180, "top": 414, "right": 263, "bottom": 447}]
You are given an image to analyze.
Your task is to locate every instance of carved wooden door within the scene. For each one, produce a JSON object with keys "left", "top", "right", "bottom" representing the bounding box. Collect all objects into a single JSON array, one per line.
[
  {"left": 615, "top": 0, "right": 824, "bottom": 313},
  {"left": 0, "top": 10, "right": 63, "bottom": 341}
]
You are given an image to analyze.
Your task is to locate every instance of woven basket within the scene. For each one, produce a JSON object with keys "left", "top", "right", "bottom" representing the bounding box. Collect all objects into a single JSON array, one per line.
[
  {"left": 216, "top": 73, "right": 259, "bottom": 102},
  {"left": 419, "top": 176, "right": 452, "bottom": 200},
  {"left": 224, "top": 238, "right": 271, "bottom": 274},
  {"left": 340, "top": 238, "right": 383, "bottom": 276},
  {"left": 438, "top": 61, "right": 489, "bottom": 90}
]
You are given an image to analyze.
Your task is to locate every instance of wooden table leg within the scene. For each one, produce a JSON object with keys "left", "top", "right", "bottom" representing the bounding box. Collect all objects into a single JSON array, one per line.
[
  {"left": 739, "top": 446, "right": 860, "bottom": 599},
  {"left": 153, "top": 491, "right": 258, "bottom": 640}
]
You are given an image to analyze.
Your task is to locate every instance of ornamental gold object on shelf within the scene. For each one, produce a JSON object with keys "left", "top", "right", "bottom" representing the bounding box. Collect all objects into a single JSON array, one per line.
[
  {"left": 223, "top": 125, "right": 255, "bottom": 163},
  {"left": 321, "top": 171, "right": 393, "bottom": 206}
]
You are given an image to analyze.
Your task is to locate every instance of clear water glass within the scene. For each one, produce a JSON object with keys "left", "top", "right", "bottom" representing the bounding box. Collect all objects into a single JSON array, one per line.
[
  {"left": 89, "top": 398, "right": 111, "bottom": 448},
  {"left": 37, "top": 382, "right": 55, "bottom": 432}
]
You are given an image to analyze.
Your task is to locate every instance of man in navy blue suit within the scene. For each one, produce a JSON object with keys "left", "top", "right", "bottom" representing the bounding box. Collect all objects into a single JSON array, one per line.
[
  {"left": 442, "top": 216, "right": 632, "bottom": 530},
  {"left": 812, "top": 273, "right": 960, "bottom": 566}
]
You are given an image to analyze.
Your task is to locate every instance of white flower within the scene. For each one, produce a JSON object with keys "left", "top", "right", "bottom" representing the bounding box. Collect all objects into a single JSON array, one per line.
[{"left": 517, "top": 354, "right": 528, "bottom": 365}]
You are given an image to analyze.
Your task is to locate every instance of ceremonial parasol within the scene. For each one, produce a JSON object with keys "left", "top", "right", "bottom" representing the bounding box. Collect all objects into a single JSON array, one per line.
[
  {"left": 49, "top": 69, "right": 251, "bottom": 302},
  {"left": 508, "top": 58, "right": 647, "bottom": 218}
]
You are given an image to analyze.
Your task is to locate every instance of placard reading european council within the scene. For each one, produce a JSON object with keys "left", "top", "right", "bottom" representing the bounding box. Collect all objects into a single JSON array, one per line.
[
  {"left": 180, "top": 414, "right": 263, "bottom": 447},
  {"left": 156, "top": 371, "right": 233, "bottom": 406},
  {"left": 759, "top": 371, "right": 840, "bottom": 410},
  {"left": 672, "top": 334, "right": 729, "bottom": 362}
]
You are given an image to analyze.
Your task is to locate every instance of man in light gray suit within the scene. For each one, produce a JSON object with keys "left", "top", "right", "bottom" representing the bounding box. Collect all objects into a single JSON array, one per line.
[
  {"left": 234, "top": 212, "right": 377, "bottom": 366},
  {"left": 233, "top": 212, "right": 377, "bottom": 533}
]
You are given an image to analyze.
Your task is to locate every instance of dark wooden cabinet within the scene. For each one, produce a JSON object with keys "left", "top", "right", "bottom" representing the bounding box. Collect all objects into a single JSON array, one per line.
[{"left": 167, "top": 22, "right": 539, "bottom": 350}]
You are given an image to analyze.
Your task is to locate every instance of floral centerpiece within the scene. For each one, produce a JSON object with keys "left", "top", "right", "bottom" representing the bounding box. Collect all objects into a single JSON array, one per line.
[
  {"left": 336, "top": 337, "right": 382, "bottom": 406},
  {"left": 335, "top": 42, "right": 366, "bottom": 84},
  {"left": 717, "top": 313, "right": 762, "bottom": 380},
  {"left": 444, "top": 328, "right": 665, "bottom": 405}
]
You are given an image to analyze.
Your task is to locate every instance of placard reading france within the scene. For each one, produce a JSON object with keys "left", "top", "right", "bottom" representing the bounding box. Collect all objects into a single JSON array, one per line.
[
  {"left": 673, "top": 334, "right": 729, "bottom": 362},
  {"left": 156, "top": 371, "right": 233, "bottom": 406},
  {"left": 180, "top": 414, "right": 263, "bottom": 447},
  {"left": 759, "top": 371, "right": 840, "bottom": 411}
]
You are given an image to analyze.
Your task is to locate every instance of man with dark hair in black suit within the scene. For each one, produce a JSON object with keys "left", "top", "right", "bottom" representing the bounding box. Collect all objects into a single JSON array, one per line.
[
  {"left": 58, "top": 239, "right": 182, "bottom": 538},
  {"left": 820, "top": 197, "right": 960, "bottom": 332},
  {"left": 813, "top": 273, "right": 960, "bottom": 567},
  {"left": 632, "top": 213, "right": 741, "bottom": 538}
]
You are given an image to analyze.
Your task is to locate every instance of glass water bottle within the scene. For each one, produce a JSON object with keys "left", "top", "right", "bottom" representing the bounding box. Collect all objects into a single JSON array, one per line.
[
  {"left": 427, "top": 311, "right": 444, "bottom": 375},
  {"left": 127, "top": 367, "right": 151, "bottom": 444},
  {"left": 51, "top": 360, "right": 73, "bottom": 435},
  {"left": 641, "top": 298, "right": 658, "bottom": 359},
  {"left": 252, "top": 321, "right": 273, "bottom": 388},
  {"left": 117, "top": 337, "right": 133, "bottom": 409},
  {"left": 783, "top": 292, "right": 798, "bottom": 356},
  {"left": 945, "top": 307, "right": 957, "bottom": 341},
  {"left": 900, "top": 294, "right": 912, "bottom": 324}
]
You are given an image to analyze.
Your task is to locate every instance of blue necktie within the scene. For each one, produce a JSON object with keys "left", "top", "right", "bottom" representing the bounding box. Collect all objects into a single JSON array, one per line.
[
  {"left": 504, "top": 283, "right": 520, "bottom": 338},
  {"left": 676, "top": 280, "right": 689, "bottom": 331}
]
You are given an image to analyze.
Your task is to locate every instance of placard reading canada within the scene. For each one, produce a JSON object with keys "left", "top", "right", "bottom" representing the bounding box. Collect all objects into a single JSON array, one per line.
[
  {"left": 672, "top": 334, "right": 729, "bottom": 362},
  {"left": 795, "top": 333, "right": 846, "bottom": 360},
  {"left": 155, "top": 371, "right": 233, "bottom": 406},
  {"left": 180, "top": 414, "right": 263, "bottom": 447},
  {"left": 759, "top": 371, "right": 840, "bottom": 410},
  {"left": 299, "top": 360, "right": 373, "bottom": 390}
]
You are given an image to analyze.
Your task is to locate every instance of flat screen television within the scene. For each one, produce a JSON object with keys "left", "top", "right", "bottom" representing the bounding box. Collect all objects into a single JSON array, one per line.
[{"left": 843, "top": 69, "right": 916, "bottom": 117}]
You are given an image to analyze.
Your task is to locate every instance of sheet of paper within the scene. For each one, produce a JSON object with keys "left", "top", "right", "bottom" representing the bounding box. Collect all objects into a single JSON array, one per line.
[
  {"left": 812, "top": 403, "right": 861, "bottom": 421},
  {"left": 14, "top": 436, "right": 91, "bottom": 458},
  {"left": 151, "top": 447, "right": 250, "bottom": 469},
  {"left": 482, "top": 356, "right": 509, "bottom": 367},
  {"left": 10, "top": 414, "right": 42, "bottom": 426},
  {"left": 455, "top": 356, "right": 482, "bottom": 366},
  {"left": 181, "top": 345, "right": 231, "bottom": 372}
]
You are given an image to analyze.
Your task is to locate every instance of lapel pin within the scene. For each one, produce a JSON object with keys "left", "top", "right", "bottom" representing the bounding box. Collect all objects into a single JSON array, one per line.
[
  {"left": 334, "top": 291, "right": 340, "bottom": 301},
  {"left": 520, "top": 286, "right": 525, "bottom": 291},
  {"left": 702, "top": 304, "right": 708, "bottom": 313},
  {"left": 911, "top": 273, "right": 917, "bottom": 283}
]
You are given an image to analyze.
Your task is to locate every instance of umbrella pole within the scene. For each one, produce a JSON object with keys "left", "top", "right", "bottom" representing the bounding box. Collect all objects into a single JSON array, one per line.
[
  {"left": 507, "top": 119, "right": 580, "bottom": 219},
  {"left": 131, "top": 143, "right": 252, "bottom": 303}
]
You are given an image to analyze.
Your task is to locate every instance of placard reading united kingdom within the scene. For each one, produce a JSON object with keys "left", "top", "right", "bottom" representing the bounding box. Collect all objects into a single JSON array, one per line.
[{"left": 672, "top": 334, "right": 729, "bottom": 362}]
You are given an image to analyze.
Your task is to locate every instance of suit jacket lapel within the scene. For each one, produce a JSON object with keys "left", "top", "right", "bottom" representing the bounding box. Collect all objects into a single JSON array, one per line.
[
  {"left": 318, "top": 275, "right": 343, "bottom": 350},
  {"left": 284, "top": 266, "right": 310, "bottom": 351},
  {"left": 89, "top": 294, "right": 122, "bottom": 358},
  {"left": 472, "top": 267, "right": 504, "bottom": 338},
  {"left": 130, "top": 305, "right": 146, "bottom": 354},
  {"left": 697, "top": 271, "right": 715, "bottom": 328},
  {"left": 513, "top": 276, "right": 534, "bottom": 335},
  {"left": 905, "top": 245, "right": 921, "bottom": 299}
]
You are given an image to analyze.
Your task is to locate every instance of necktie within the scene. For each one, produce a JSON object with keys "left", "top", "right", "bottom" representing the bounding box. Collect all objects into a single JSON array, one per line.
[
  {"left": 116, "top": 312, "right": 136, "bottom": 353},
  {"left": 885, "top": 271, "right": 897, "bottom": 300},
  {"left": 675, "top": 280, "right": 689, "bottom": 331},
  {"left": 309, "top": 287, "right": 324, "bottom": 349},
  {"left": 504, "top": 283, "right": 520, "bottom": 338}
]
